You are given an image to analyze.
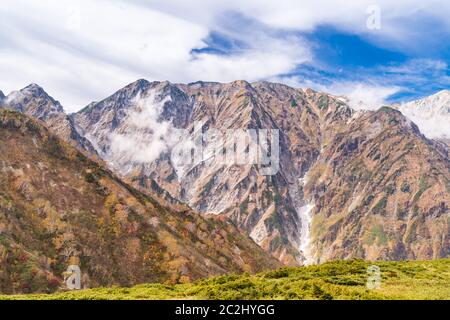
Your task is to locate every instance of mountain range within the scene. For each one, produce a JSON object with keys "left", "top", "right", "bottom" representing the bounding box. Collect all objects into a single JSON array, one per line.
[{"left": 0, "top": 80, "right": 448, "bottom": 292}]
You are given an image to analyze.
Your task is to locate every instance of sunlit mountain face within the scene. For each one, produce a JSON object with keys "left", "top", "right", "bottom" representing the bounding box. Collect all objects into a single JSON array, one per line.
[
  {"left": 2, "top": 80, "right": 448, "bottom": 271},
  {"left": 0, "top": 1, "right": 448, "bottom": 297}
]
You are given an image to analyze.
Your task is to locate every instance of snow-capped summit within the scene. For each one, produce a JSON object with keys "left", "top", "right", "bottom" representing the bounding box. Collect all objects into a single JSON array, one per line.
[{"left": 394, "top": 90, "right": 450, "bottom": 139}]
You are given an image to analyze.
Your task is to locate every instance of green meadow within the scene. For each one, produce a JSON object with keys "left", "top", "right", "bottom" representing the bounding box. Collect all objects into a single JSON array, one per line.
[{"left": 1, "top": 259, "right": 449, "bottom": 300}]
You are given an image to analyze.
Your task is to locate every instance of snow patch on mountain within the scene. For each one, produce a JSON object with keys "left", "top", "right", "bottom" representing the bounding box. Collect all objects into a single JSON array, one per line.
[
  {"left": 288, "top": 170, "right": 315, "bottom": 265},
  {"left": 394, "top": 90, "right": 450, "bottom": 139},
  {"left": 5, "top": 90, "right": 25, "bottom": 105},
  {"left": 298, "top": 202, "right": 315, "bottom": 265}
]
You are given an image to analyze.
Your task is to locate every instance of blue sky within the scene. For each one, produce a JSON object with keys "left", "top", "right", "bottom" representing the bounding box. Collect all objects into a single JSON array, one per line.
[
  {"left": 195, "top": 16, "right": 450, "bottom": 105},
  {"left": 0, "top": 0, "right": 449, "bottom": 111},
  {"left": 302, "top": 25, "right": 450, "bottom": 102}
]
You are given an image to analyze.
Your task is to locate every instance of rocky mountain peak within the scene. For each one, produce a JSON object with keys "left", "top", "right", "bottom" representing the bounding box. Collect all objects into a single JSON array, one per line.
[
  {"left": 0, "top": 84, "right": 96, "bottom": 154},
  {"left": 134, "top": 78, "right": 152, "bottom": 87},
  {"left": 22, "top": 83, "right": 48, "bottom": 96},
  {"left": 4, "top": 83, "right": 64, "bottom": 115},
  {"left": 84, "top": 79, "right": 182, "bottom": 115},
  {"left": 229, "top": 79, "right": 252, "bottom": 88},
  {"left": 435, "top": 89, "right": 450, "bottom": 97},
  {"left": 187, "top": 81, "right": 220, "bottom": 89}
]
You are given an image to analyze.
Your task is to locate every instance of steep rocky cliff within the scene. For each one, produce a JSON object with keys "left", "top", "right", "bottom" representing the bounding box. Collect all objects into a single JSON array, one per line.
[{"left": 72, "top": 80, "right": 449, "bottom": 264}]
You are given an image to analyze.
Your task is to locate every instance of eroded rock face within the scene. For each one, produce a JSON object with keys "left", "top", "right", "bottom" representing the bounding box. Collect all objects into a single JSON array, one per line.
[
  {"left": 72, "top": 80, "right": 449, "bottom": 265},
  {"left": 305, "top": 107, "right": 449, "bottom": 262}
]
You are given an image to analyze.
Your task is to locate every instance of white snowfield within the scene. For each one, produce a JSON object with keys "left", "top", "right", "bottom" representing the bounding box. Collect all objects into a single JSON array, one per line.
[{"left": 393, "top": 90, "right": 450, "bottom": 140}]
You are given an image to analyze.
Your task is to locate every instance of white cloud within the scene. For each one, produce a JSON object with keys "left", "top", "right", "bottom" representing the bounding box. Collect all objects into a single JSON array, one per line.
[
  {"left": 326, "top": 82, "right": 400, "bottom": 110},
  {"left": 188, "top": 35, "right": 311, "bottom": 82},
  {"left": 270, "top": 75, "right": 400, "bottom": 110},
  {"left": 0, "top": 0, "right": 449, "bottom": 111},
  {"left": 137, "top": 0, "right": 450, "bottom": 43},
  {"left": 109, "top": 92, "right": 178, "bottom": 168},
  {"left": 383, "top": 59, "right": 448, "bottom": 75},
  {"left": 0, "top": 0, "right": 310, "bottom": 111}
]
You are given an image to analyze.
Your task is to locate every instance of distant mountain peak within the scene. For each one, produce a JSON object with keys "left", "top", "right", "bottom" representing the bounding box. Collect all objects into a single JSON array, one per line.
[
  {"left": 132, "top": 78, "right": 152, "bottom": 88},
  {"left": 4, "top": 84, "right": 64, "bottom": 113},
  {"left": 19, "top": 83, "right": 51, "bottom": 99},
  {"left": 436, "top": 89, "right": 450, "bottom": 96},
  {"left": 187, "top": 80, "right": 220, "bottom": 88},
  {"left": 0, "top": 84, "right": 97, "bottom": 154},
  {"left": 393, "top": 89, "right": 450, "bottom": 139},
  {"left": 403, "top": 90, "right": 449, "bottom": 111},
  {"left": 114, "top": 79, "right": 179, "bottom": 99},
  {"left": 414, "top": 89, "right": 450, "bottom": 103},
  {"left": 419, "top": 89, "right": 450, "bottom": 103},
  {"left": 23, "top": 82, "right": 44, "bottom": 90},
  {"left": 230, "top": 79, "right": 251, "bottom": 86}
]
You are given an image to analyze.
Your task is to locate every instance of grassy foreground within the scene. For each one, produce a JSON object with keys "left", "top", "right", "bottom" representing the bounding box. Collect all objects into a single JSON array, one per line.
[{"left": 1, "top": 259, "right": 449, "bottom": 300}]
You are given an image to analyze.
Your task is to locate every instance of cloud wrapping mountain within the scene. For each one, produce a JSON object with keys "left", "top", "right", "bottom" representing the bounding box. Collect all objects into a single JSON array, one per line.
[
  {"left": 70, "top": 80, "right": 450, "bottom": 265},
  {"left": 1, "top": 80, "right": 449, "bottom": 268}
]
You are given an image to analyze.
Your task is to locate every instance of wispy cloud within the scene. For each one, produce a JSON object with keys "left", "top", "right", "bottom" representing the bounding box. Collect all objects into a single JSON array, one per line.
[
  {"left": 109, "top": 91, "right": 178, "bottom": 168},
  {"left": 0, "top": 0, "right": 449, "bottom": 111},
  {"left": 270, "top": 75, "right": 400, "bottom": 110},
  {"left": 330, "top": 83, "right": 400, "bottom": 110},
  {"left": 271, "top": 56, "right": 449, "bottom": 108}
]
